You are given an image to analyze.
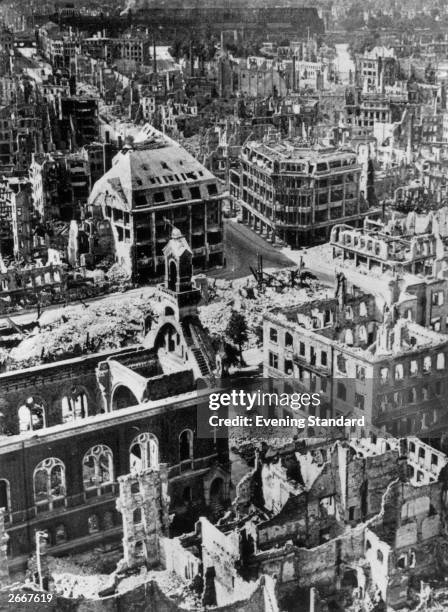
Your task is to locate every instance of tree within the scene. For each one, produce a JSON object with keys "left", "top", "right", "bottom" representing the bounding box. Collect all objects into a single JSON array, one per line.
[
  {"left": 225, "top": 310, "right": 248, "bottom": 365},
  {"left": 106, "top": 263, "right": 131, "bottom": 289}
]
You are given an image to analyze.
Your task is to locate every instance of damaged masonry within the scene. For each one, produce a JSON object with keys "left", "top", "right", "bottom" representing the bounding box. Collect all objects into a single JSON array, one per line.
[{"left": 4, "top": 435, "right": 448, "bottom": 611}]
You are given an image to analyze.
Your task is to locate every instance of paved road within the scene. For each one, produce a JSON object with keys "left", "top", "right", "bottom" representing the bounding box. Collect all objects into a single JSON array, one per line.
[{"left": 209, "top": 220, "right": 295, "bottom": 280}]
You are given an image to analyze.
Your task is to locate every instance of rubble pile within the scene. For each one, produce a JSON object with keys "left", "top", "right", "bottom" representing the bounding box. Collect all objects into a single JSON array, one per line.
[
  {"left": 6, "top": 295, "right": 155, "bottom": 371},
  {"left": 118, "top": 568, "right": 200, "bottom": 608},
  {"left": 48, "top": 556, "right": 111, "bottom": 599},
  {"left": 199, "top": 271, "right": 328, "bottom": 348}
]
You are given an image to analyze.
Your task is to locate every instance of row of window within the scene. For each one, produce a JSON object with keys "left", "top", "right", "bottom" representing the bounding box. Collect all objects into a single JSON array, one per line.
[
  {"left": 0, "top": 431, "right": 194, "bottom": 513},
  {"left": 379, "top": 380, "right": 444, "bottom": 409},
  {"left": 380, "top": 352, "right": 445, "bottom": 382},
  {"left": 18, "top": 390, "right": 89, "bottom": 433},
  {"left": 31, "top": 511, "right": 116, "bottom": 551}
]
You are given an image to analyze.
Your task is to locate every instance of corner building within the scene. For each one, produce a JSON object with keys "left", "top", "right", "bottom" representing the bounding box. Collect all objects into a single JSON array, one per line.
[{"left": 235, "top": 138, "right": 372, "bottom": 247}]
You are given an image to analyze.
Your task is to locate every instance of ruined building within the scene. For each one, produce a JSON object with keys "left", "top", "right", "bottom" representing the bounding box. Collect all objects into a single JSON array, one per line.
[
  {"left": 116, "top": 466, "right": 171, "bottom": 569},
  {"left": 263, "top": 273, "right": 448, "bottom": 438},
  {"left": 88, "top": 125, "right": 224, "bottom": 281},
  {"left": 233, "top": 137, "right": 373, "bottom": 248},
  {"left": 0, "top": 230, "right": 230, "bottom": 572},
  {"left": 102, "top": 435, "right": 446, "bottom": 611}
]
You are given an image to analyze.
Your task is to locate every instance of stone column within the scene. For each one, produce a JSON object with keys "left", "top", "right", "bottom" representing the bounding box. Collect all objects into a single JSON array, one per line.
[{"left": 0, "top": 508, "right": 9, "bottom": 586}]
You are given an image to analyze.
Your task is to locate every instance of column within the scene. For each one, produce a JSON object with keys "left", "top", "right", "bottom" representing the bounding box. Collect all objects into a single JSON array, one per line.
[{"left": 0, "top": 508, "right": 9, "bottom": 587}]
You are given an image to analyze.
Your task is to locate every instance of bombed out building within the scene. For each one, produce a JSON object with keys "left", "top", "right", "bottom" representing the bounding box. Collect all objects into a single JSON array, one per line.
[
  {"left": 45, "top": 434, "right": 448, "bottom": 611},
  {"left": 0, "top": 231, "right": 230, "bottom": 573},
  {"left": 88, "top": 125, "right": 224, "bottom": 282},
  {"left": 263, "top": 273, "right": 448, "bottom": 438},
  {"left": 233, "top": 137, "right": 374, "bottom": 248}
]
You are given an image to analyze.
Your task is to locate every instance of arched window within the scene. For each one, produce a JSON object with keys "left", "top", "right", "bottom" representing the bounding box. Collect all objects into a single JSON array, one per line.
[
  {"left": 88, "top": 514, "right": 99, "bottom": 534},
  {"left": 437, "top": 353, "right": 445, "bottom": 370},
  {"left": 54, "top": 524, "right": 67, "bottom": 545},
  {"left": 33, "top": 458, "right": 65, "bottom": 509},
  {"left": 61, "top": 387, "right": 88, "bottom": 422},
  {"left": 129, "top": 433, "right": 159, "bottom": 474},
  {"left": 0, "top": 479, "right": 10, "bottom": 516},
  {"left": 18, "top": 397, "right": 46, "bottom": 433},
  {"left": 179, "top": 429, "right": 193, "bottom": 462},
  {"left": 82, "top": 445, "right": 114, "bottom": 493},
  {"left": 133, "top": 508, "right": 142, "bottom": 524}
]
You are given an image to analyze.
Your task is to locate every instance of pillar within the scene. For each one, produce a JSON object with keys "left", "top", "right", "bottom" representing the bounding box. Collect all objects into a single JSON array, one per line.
[{"left": 0, "top": 508, "right": 9, "bottom": 586}]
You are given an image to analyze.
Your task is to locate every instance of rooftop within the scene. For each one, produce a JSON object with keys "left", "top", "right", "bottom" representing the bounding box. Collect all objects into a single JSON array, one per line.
[{"left": 89, "top": 125, "right": 216, "bottom": 207}]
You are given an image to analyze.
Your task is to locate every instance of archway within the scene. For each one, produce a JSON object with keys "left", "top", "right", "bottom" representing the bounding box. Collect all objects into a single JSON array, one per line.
[
  {"left": 112, "top": 385, "right": 139, "bottom": 411},
  {"left": 18, "top": 397, "right": 46, "bottom": 433},
  {"left": 61, "top": 387, "right": 88, "bottom": 422},
  {"left": 179, "top": 429, "right": 193, "bottom": 462},
  {"left": 154, "top": 322, "right": 179, "bottom": 354},
  {"left": 210, "top": 477, "right": 224, "bottom": 502}
]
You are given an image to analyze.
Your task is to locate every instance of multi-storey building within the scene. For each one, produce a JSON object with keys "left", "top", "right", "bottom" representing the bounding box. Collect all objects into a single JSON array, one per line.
[
  {"left": 0, "top": 104, "right": 44, "bottom": 173},
  {"left": 56, "top": 96, "right": 99, "bottom": 150},
  {"left": 263, "top": 274, "right": 448, "bottom": 438},
  {"left": 0, "top": 176, "right": 33, "bottom": 258},
  {"left": 88, "top": 124, "right": 224, "bottom": 281},
  {"left": 355, "top": 47, "right": 398, "bottom": 92},
  {"left": 330, "top": 216, "right": 447, "bottom": 277},
  {"left": 115, "top": 36, "right": 151, "bottom": 64},
  {"left": 37, "top": 23, "right": 80, "bottom": 69},
  {"left": 234, "top": 137, "right": 371, "bottom": 247},
  {"left": 30, "top": 152, "right": 90, "bottom": 222},
  {"left": 0, "top": 252, "right": 65, "bottom": 311}
]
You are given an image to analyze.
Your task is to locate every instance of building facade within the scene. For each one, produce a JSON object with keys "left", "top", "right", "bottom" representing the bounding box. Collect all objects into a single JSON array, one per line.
[{"left": 234, "top": 138, "right": 373, "bottom": 248}]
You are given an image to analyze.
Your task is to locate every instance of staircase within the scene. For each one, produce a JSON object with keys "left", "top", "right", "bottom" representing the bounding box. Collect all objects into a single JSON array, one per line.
[
  {"left": 209, "top": 496, "right": 225, "bottom": 520},
  {"left": 181, "top": 319, "right": 215, "bottom": 379},
  {"left": 191, "top": 346, "right": 211, "bottom": 377}
]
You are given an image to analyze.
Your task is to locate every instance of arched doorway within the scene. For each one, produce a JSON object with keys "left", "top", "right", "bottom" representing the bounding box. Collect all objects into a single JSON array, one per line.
[{"left": 112, "top": 386, "right": 138, "bottom": 411}]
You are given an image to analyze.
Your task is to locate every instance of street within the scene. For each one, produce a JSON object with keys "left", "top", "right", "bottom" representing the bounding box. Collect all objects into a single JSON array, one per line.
[{"left": 209, "top": 220, "right": 295, "bottom": 280}]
